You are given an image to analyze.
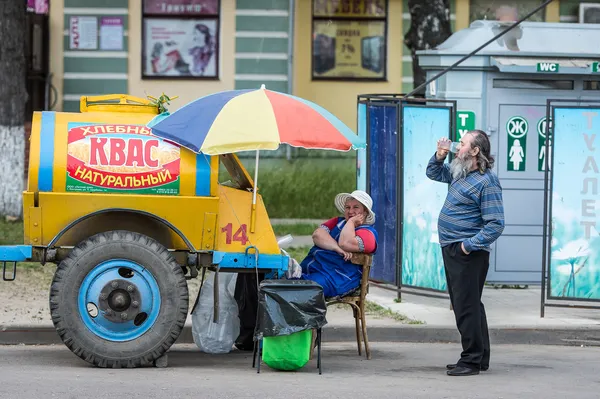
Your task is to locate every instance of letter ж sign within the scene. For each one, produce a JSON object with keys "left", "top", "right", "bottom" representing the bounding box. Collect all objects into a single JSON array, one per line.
[{"left": 506, "top": 116, "right": 528, "bottom": 172}]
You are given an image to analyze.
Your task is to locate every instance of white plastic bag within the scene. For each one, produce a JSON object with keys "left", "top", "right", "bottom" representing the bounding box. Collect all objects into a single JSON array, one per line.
[
  {"left": 191, "top": 272, "right": 239, "bottom": 354},
  {"left": 282, "top": 249, "right": 302, "bottom": 279}
]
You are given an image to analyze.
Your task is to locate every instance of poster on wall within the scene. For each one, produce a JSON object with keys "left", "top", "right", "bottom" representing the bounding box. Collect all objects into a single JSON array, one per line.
[
  {"left": 66, "top": 123, "right": 181, "bottom": 195},
  {"left": 69, "top": 16, "right": 98, "bottom": 50},
  {"left": 27, "top": 0, "right": 48, "bottom": 14},
  {"left": 312, "top": 20, "right": 385, "bottom": 80},
  {"left": 143, "top": 18, "right": 218, "bottom": 78},
  {"left": 100, "top": 17, "right": 124, "bottom": 50},
  {"left": 313, "top": 0, "right": 386, "bottom": 18},
  {"left": 549, "top": 107, "right": 600, "bottom": 300},
  {"left": 401, "top": 106, "right": 451, "bottom": 292}
]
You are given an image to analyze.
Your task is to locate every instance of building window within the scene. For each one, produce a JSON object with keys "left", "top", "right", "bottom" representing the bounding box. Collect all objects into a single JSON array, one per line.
[
  {"left": 469, "top": 1, "right": 546, "bottom": 23},
  {"left": 142, "top": 0, "right": 220, "bottom": 79},
  {"left": 584, "top": 81, "right": 600, "bottom": 91},
  {"left": 492, "top": 79, "right": 574, "bottom": 90},
  {"left": 311, "top": 0, "right": 388, "bottom": 81}
]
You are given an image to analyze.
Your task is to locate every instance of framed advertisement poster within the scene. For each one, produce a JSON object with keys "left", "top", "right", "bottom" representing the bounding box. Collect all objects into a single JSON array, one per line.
[
  {"left": 142, "top": 0, "right": 220, "bottom": 79},
  {"left": 311, "top": 0, "right": 387, "bottom": 81}
]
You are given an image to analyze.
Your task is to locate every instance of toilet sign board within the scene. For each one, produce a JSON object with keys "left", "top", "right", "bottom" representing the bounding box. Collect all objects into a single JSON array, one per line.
[
  {"left": 506, "top": 116, "right": 528, "bottom": 171},
  {"left": 537, "top": 117, "right": 552, "bottom": 171},
  {"left": 537, "top": 62, "right": 559, "bottom": 73},
  {"left": 456, "top": 110, "right": 475, "bottom": 139}
]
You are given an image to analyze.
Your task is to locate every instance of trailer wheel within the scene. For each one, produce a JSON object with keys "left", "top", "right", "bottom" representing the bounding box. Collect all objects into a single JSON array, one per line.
[{"left": 49, "top": 230, "right": 188, "bottom": 368}]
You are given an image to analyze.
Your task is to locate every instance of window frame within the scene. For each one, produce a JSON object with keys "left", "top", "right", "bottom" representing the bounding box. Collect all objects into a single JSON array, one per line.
[
  {"left": 492, "top": 78, "right": 574, "bottom": 90},
  {"left": 141, "top": 0, "right": 221, "bottom": 81},
  {"left": 310, "top": 0, "right": 389, "bottom": 82}
]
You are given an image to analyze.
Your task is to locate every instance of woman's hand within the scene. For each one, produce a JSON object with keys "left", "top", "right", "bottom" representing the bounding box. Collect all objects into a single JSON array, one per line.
[
  {"left": 349, "top": 213, "right": 365, "bottom": 226},
  {"left": 335, "top": 246, "right": 353, "bottom": 261}
]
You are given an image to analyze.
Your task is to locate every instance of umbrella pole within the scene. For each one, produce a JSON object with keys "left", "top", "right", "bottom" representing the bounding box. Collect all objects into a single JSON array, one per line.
[{"left": 250, "top": 150, "right": 259, "bottom": 233}]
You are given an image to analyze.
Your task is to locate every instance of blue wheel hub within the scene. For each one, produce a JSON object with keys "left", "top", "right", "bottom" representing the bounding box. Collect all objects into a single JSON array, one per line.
[{"left": 78, "top": 259, "right": 161, "bottom": 342}]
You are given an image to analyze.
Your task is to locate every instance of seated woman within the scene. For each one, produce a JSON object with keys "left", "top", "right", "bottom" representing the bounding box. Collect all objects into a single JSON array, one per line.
[{"left": 298, "top": 190, "right": 378, "bottom": 298}]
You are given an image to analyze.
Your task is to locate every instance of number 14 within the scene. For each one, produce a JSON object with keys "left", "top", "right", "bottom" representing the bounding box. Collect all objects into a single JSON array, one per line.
[{"left": 221, "top": 223, "right": 249, "bottom": 245}]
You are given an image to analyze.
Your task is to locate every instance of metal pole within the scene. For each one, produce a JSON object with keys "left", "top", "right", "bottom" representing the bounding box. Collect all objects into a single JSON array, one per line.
[
  {"left": 541, "top": 99, "right": 551, "bottom": 318},
  {"left": 286, "top": 0, "right": 295, "bottom": 162},
  {"left": 403, "top": 0, "right": 556, "bottom": 99},
  {"left": 250, "top": 149, "right": 260, "bottom": 233}
]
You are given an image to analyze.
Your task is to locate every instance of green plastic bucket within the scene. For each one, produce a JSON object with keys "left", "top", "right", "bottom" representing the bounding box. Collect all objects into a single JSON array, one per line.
[{"left": 262, "top": 329, "right": 313, "bottom": 371}]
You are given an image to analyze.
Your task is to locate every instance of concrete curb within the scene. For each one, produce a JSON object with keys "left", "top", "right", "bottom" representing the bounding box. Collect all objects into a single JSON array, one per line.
[{"left": 3, "top": 325, "right": 600, "bottom": 347}]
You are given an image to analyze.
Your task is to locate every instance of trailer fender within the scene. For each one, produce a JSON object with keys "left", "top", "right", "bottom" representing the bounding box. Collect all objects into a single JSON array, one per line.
[{"left": 46, "top": 208, "right": 197, "bottom": 259}]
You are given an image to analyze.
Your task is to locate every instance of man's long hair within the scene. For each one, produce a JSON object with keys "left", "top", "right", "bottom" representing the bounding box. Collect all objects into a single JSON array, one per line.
[{"left": 469, "top": 130, "right": 495, "bottom": 172}]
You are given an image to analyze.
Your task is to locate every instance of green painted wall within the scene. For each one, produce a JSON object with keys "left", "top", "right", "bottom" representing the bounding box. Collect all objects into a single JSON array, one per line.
[
  {"left": 234, "top": 0, "right": 291, "bottom": 94},
  {"left": 62, "top": 0, "right": 128, "bottom": 112}
]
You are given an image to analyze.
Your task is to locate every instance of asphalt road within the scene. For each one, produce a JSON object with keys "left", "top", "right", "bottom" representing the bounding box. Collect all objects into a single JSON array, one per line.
[{"left": 0, "top": 342, "right": 599, "bottom": 399}]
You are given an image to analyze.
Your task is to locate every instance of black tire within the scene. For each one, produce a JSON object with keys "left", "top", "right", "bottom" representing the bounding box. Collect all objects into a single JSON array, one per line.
[{"left": 49, "top": 230, "right": 189, "bottom": 368}]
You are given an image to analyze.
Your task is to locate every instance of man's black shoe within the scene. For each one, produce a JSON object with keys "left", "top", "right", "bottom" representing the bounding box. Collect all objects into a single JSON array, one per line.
[
  {"left": 447, "top": 366, "right": 480, "bottom": 376},
  {"left": 446, "top": 363, "right": 488, "bottom": 371}
]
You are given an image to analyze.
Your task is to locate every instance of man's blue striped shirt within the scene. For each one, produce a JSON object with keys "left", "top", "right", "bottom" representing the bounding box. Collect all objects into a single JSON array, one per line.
[{"left": 425, "top": 154, "right": 505, "bottom": 252}]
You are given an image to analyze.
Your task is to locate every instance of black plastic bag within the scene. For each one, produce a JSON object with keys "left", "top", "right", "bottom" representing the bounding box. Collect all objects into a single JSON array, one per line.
[
  {"left": 234, "top": 272, "right": 264, "bottom": 350},
  {"left": 254, "top": 279, "right": 328, "bottom": 340}
]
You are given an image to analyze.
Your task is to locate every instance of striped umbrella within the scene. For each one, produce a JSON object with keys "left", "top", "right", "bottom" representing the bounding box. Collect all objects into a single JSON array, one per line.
[
  {"left": 147, "top": 85, "right": 365, "bottom": 155},
  {"left": 147, "top": 85, "right": 365, "bottom": 232}
]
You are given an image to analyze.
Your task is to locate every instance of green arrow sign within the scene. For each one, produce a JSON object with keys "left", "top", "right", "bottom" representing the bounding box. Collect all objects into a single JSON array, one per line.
[{"left": 456, "top": 110, "right": 475, "bottom": 139}]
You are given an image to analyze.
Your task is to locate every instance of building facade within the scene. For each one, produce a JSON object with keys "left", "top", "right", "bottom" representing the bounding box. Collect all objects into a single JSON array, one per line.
[{"left": 35, "top": 0, "right": 600, "bottom": 129}]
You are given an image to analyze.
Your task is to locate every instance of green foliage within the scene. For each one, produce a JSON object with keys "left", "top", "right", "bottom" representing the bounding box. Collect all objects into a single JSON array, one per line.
[
  {"left": 147, "top": 93, "right": 178, "bottom": 114},
  {"left": 282, "top": 246, "right": 311, "bottom": 263},
  {"left": 238, "top": 158, "right": 357, "bottom": 219},
  {"left": 272, "top": 223, "right": 318, "bottom": 236},
  {"left": 0, "top": 218, "right": 23, "bottom": 245}
]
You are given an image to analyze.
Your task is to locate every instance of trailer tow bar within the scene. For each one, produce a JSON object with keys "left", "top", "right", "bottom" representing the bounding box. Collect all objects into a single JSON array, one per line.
[{"left": 2, "top": 262, "right": 16, "bottom": 282}]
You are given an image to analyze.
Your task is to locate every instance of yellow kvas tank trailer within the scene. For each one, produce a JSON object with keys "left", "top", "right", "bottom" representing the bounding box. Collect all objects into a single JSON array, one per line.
[{"left": 0, "top": 94, "right": 288, "bottom": 368}]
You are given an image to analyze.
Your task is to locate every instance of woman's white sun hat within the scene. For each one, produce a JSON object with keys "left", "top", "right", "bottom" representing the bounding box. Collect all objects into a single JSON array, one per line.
[{"left": 334, "top": 190, "right": 376, "bottom": 225}]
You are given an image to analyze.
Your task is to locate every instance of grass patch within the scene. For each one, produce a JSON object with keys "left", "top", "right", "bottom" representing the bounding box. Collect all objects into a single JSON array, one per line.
[
  {"left": 485, "top": 283, "right": 529, "bottom": 289},
  {"left": 282, "top": 246, "right": 311, "bottom": 262},
  {"left": 273, "top": 223, "right": 318, "bottom": 236},
  {"left": 364, "top": 301, "right": 424, "bottom": 324},
  {"left": 0, "top": 218, "right": 24, "bottom": 245},
  {"left": 0, "top": 218, "right": 42, "bottom": 270},
  {"left": 236, "top": 158, "right": 356, "bottom": 219}
]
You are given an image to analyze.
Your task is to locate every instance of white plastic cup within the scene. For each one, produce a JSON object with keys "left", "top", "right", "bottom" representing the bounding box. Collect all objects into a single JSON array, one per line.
[
  {"left": 439, "top": 140, "right": 460, "bottom": 153},
  {"left": 277, "top": 234, "right": 293, "bottom": 246}
]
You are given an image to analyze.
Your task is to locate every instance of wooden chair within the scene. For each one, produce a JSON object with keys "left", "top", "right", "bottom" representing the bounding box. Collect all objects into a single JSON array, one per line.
[{"left": 325, "top": 253, "right": 373, "bottom": 360}]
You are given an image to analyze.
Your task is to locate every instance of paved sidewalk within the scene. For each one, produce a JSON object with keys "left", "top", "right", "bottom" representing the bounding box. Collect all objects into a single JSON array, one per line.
[{"left": 367, "top": 284, "right": 600, "bottom": 328}]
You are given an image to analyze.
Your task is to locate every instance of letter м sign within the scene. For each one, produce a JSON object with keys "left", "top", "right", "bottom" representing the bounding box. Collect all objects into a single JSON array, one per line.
[{"left": 537, "top": 63, "right": 559, "bottom": 73}]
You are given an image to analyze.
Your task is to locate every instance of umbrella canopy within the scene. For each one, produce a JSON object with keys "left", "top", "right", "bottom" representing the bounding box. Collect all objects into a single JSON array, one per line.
[{"left": 147, "top": 85, "right": 365, "bottom": 155}]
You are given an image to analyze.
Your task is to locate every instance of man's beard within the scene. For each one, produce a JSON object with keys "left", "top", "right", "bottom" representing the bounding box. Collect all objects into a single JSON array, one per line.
[{"left": 450, "top": 156, "right": 475, "bottom": 180}]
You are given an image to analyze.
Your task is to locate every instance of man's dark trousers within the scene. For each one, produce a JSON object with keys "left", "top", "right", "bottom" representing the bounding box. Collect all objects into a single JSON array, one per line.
[{"left": 442, "top": 242, "right": 490, "bottom": 370}]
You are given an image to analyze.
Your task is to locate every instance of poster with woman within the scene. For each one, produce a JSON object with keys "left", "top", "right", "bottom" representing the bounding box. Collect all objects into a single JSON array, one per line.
[{"left": 143, "top": 18, "right": 218, "bottom": 78}]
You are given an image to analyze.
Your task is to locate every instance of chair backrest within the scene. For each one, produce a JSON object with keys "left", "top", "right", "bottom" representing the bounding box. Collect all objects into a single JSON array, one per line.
[{"left": 351, "top": 253, "right": 373, "bottom": 298}]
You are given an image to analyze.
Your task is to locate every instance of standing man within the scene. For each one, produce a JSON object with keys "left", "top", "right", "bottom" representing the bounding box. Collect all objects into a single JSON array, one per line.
[{"left": 426, "top": 130, "right": 505, "bottom": 376}]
